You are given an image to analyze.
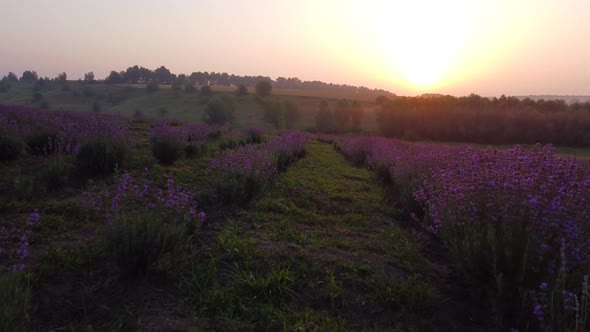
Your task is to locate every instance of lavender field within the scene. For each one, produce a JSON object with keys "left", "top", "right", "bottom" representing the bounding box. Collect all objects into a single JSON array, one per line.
[{"left": 1, "top": 104, "right": 589, "bottom": 331}]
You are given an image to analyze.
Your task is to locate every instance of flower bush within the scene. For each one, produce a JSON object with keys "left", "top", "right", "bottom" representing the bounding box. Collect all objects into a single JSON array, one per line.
[{"left": 341, "top": 136, "right": 590, "bottom": 329}]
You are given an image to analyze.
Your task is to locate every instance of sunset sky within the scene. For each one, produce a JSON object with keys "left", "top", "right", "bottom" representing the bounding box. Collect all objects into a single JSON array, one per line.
[{"left": 2, "top": 0, "right": 589, "bottom": 96}]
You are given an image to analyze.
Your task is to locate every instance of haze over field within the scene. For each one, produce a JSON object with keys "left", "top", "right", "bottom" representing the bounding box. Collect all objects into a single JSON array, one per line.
[{"left": 1, "top": 0, "right": 589, "bottom": 96}]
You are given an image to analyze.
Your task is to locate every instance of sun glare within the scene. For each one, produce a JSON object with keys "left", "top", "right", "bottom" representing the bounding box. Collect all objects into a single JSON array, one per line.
[{"left": 364, "top": 1, "right": 476, "bottom": 91}]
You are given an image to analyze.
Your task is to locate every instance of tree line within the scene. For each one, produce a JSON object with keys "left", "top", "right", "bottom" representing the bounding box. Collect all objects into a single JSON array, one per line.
[
  {"left": 103, "top": 65, "right": 390, "bottom": 95},
  {"left": 315, "top": 100, "right": 364, "bottom": 133},
  {"left": 376, "top": 94, "right": 590, "bottom": 146}
]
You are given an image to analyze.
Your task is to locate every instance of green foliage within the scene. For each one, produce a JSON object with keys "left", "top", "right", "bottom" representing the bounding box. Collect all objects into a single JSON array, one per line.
[
  {"left": 200, "top": 85, "right": 213, "bottom": 97},
  {"left": 184, "top": 142, "right": 208, "bottom": 159},
  {"left": 0, "top": 81, "right": 10, "bottom": 93},
  {"left": 146, "top": 81, "right": 159, "bottom": 93},
  {"left": 0, "top": 133, "right": 23, "bottom": 161},
  {"left": 75, "top": 138, "right": 128, "bottom": 177},
  {"left": 262, "top": 100, "right": 284, "bottom": 129},
  {"left": 0, "top": 272, "right": 31, "bottom": 332},
  {"left": 246, "top": 130, "right": 262, "bottom": 144},
  {"left": 92, "top": 100, "right": 101, "bottom": 113},
  {"left": 215, "top": 173, "right": 265, "bottom": 204},
  {"left": 82, "top": 86, "right": 95, "bottom": 97},
  {"left": 283, "top": 100, "right": 301, "bottom": 129},
  {"left": 203, "top": 95, "right": 235, "bottom": 125},
  {"left": 39, "top": 100, "right": 50, "bottom": 109},
  {"left": 20, "top": 70, "right": 38, "bottom": 83},
  {"left": 184, "top": 83, "right": 196, "bottom": 93},
  {"left": 227, "top": 264, "right": 297, "bottom": 305},
  {"left": 235, "top": 84, "right": 248, "bottom": 96},
  {"left": 316, "top": 101, "right": 334, "bottom": 132},
  {"left": 11, "top": 175, "right": 36, "bottom": 200},
  {"left": 152, "top": 138, "right": 183, "bottom": 165},
  {"left": 133, "top": 109, "right": 144, "bottom": 120},
  {"left": 255, "top": 80, "right": 273, "bottom": 97},
  {"left": 106, "top": 212, "right": 186, "bottom": 278},
  {"left": 43, "top": 156, "right": 72, "bottom": 191},
  {"left": 158, "top": 107, "right": 168, "bottom": 118},
  {"left": 32, "top": 92, "right": 43, "bottom": 102},
  {"left": 207, "top": 130, "right": 221, "bottom": 139}
]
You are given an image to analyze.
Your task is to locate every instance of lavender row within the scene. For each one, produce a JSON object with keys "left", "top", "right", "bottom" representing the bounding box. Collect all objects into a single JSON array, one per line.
[
  {"left": 341, "top": 136, "right": 590, "bottom": 329},
  {"left": 0, "top": 105, "right": 131, "bottom": 154},
  {"left": 211, "top": 131, "right": 307, "bottom": 203}
]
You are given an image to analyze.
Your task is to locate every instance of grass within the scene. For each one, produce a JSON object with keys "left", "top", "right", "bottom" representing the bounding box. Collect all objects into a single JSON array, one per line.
[
  {"left": 0, "top": 272, "right": 31, "bottom": 332},
  {"left": 203, "top": 140, "right": 437, "bottom": 330},
  {"left": 0, "top": 81, "right": 380, "bottom": 131}
]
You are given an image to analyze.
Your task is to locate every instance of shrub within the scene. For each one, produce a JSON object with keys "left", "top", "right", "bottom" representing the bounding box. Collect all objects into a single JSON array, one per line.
[
  {"left": 211, "top": 144, "right": 275, "bottom": 204},
  {"left": 235, "top": 84, "right": 248, "bottom": 96},
  {"left": 184, "top": 143, "right": 208, "bottom": 159},
  {"left": 75, "top": 138, "right": 128, "bottom": 177},
  {"left": 207, "top": 130, "right": 221, "bottom": 139},
  {"left": 184, "top": 83, "right": 196, "bottom": 93},
  {"left": 43, "top": 156, "right": 71, "bottom": 191},
  {"left": 146, "top": 81, "right": 159, "bottom": 93},
  {"left": 0, "top": 134, "right": 23, "bottom": 161},
  {"left": 0, "top": 272, "right": 31, "bottom": 332},
  {"left": 244, "top": 127, "right": 263, "bottom": 144},
  {"left": 106, "top": 212, "right": 185, "bottom": 278},
  {"left": 152, "top": 138, "right": 183, "bottom": 164},
  {"left": 215, "top": 173, "right": 265, "bottom": 204},
  {"left": 255, "top": 80, "right": 272, "bottom": 97},
  {"left": 0, "top": 81, "right": 10, "bottom": 93},
  {"left": 12, "top": 176, "right": 36, "bottom": 200},
  {"left": 25, "top": 129, "right": 59, "bottom": 155},
  {"left": 200, "top": 85, "right": 213, "bottom": 97}
]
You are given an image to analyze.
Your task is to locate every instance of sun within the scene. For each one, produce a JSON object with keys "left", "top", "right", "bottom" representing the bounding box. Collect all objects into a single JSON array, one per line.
[{"left": 367, "top": 0, "right": 475, "bottom": 91}]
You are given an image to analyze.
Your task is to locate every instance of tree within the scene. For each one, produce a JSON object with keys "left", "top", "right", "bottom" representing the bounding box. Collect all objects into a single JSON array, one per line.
[
  {"left": 0, "top": 81, "right": 10, "bottom": 93},
  {"left": 200, "top": 85, "right": 213, "bottom": 97},
  {"left": 236, "top": 84, "right": 248, "bottom": 96},
  {"left": 123, "top": 65, "right": 142, "bottom": 83},
  {"left": 84, "top": 72, "right": 95, "bottom": 83},
  {"left": 92, "top": 100, "right": 101, "bottom": 113},
  {"left": 172, "top": 74, "right": 186, "bottom": 91},
  {"left": 4, "top": 72, "right": 18, "bottom": 82},
  {"left": 351, "top": 101, "right": 364, "bottom": 131},
  {"left": 263, "top": 101, "right": 284, "bottom": 129},
  {"left": 184, "top": 83, "right": 196, "bottom": 93},
  {"left": 56, "top": 72, "right": 67, "bottom": 82},
  {"left": 203, "top": 96, "right": 234, "bottom": 125},
  {"left": 316, "top": 101, "right": 334, "bottom": 132},
  {"left": 255, "top": 80, "right": 272, "bottom": 97},
  {"left": 105, "top": 71, "right": 124, "bottom": 84},
  {"left": 333, "top": 99, "right": 352, "bottom": 130},
  {"left": 20, "top": 71, "right": 38, "bottom": 83},
  {"left": 283, "top": 100, "right": 300, "bottom": 129},
  {"left": 376, "top": 95, "right": 390, "bottom": 106},
  {"left": 154, "top": 66, "right": 173, "bottom": 84},
  {"left": 146, "top": 81, "right": 159, "bottom": 93}
]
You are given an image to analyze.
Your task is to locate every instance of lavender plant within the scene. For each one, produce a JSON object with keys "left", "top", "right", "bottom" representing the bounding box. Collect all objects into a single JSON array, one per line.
[{"left": 341, "top": 136, "right": 590, "bottom": 329}]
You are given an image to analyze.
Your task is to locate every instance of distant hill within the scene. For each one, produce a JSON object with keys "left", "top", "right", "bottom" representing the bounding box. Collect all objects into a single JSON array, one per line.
[{"left": 516, "top": 95, "right": 590, "bottom": 104}]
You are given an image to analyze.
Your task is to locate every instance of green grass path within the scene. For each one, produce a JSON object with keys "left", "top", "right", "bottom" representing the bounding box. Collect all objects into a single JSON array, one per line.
[{"left": 192, "top": 140, "right": 435, "bottom": 330}]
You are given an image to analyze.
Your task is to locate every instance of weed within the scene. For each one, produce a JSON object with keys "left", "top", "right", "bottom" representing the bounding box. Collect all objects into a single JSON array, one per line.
[
  {"left": 75, "top": 138, "right": 128, "bottom": 177},
  {"left": 151, "top": 138, "right": 183, "bottom": 165},
  {"left": 0, "top": 272, "right": 32, "bottom": 332},
  {"left": 105, "top": 211, "right": 186, "bottom": 278},
  {"left": 0, "top": 133, "right": 23, "bottom": 161}
]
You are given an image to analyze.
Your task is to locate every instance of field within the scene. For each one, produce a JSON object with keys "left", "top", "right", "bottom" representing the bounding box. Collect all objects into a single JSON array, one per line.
[
  {"left": 0, "top": 82, "right": 380, "bottom": 132},
  {"left": 1, "top": 99, "right": 589, "bottom": 331}
]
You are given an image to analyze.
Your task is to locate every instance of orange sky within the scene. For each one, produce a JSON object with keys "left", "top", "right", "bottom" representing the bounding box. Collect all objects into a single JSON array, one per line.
[{"left": 1, "top": 0, "right": 589, "bottom": 96}]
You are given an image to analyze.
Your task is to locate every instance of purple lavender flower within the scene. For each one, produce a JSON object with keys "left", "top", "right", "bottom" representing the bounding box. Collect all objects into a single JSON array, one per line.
[{"left": 533, "top": 304, "right": 544, "bottom": 321}]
